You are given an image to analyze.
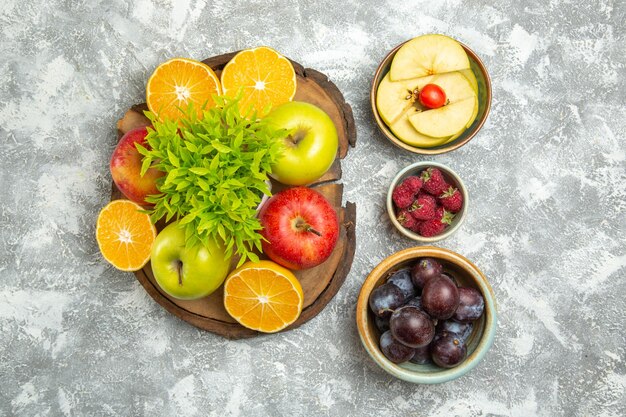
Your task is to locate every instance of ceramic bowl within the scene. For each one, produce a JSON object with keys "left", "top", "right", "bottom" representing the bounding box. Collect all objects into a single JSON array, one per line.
[
  {"left": 387, "top": 161, "right": 468, "bottom": 242},
  {"left": 356, "top": 246, "right": 497, "bottom": 384},
  {"left": 371, "top": 37, "right": 491, "bottom": 154}
]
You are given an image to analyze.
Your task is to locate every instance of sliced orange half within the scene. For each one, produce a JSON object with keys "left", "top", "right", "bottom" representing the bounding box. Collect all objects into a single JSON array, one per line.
[
  {"left": 96, "top": 200, "right": 157, "bottom": 271},
  {"left": 146, "top": 57, "right": 221, "bottom": 122},
  {"left": 223, "top": 260, "right": 304, "bottom": 333},
  {"left": 220, "top": 46, "right": 297, "bottom": 117}
]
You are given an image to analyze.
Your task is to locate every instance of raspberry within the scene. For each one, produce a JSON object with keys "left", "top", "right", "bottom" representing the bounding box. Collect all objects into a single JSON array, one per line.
[
  {"left": 434, "top": 205, "right": 445, "bottom": 220},
  {"left": 392, "top": 184, "right": 414, "bottom": 209},
  {"left": 421, "top": 168, "right": 449, "bottom": 196},
  {"left": 408, "top": 195, "right": 437, "bottom": 220},
  {"left": 418, "top": 219, "right": 446, "bottom": 237},
  {"left": 418, "top": 207, "right": 455, "bottom": 237},
  {"left": 408, "top": 220, "right": 423, "bottom": 234},
  {"left": 439, "top": 186, "right": 463, "bottom": 213},
  {"left": 396, "top": 209, "right": 418, "bottom": 230},
  {"left": 416, "top": 192, "right": 436, "bottom": 209},
  {"left": 402, "top": 176, "right": 423, "bottom": 194},
  {"left": 392, "top": 176, "right": 423, "bottom": 209}
]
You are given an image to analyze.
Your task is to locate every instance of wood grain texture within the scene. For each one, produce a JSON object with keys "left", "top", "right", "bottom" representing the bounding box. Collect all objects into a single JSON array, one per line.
[{"left": 113, "top": 52, "right": 356, "bottom": 339}]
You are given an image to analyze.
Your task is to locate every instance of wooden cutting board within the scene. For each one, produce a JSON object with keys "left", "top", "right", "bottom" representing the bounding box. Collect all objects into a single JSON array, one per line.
[{"left": 112, "top": 51, "right": 357, "bottom": 339}]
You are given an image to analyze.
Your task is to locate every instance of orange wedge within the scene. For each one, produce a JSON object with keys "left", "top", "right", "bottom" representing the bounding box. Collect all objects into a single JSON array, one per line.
[
  {"left": 224, "top": 260, "right": 304, "bottom": 333},
  {"left": 146, "top": 57, "right": 221, "bottom": 122},
  {"left": 220, "top": 46, "right": 297, "bottom": 117},
  {"left": 96, "top": 200, "right": 156, "bottom": 271}
]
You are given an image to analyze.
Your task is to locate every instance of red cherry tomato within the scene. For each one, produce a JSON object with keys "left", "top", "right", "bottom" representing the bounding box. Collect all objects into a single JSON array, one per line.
[{"left": 418, "top": 84, "right": 446, "bottom": 109}]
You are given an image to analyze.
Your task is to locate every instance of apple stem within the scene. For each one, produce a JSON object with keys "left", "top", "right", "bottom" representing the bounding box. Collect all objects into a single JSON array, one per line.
[
  {"left": 176, "top": 260, "right": 183, "bottom": 286},
  {"left": 296, "top": 220, "right": 322, "bottom": 236},
  {"left": 307, "top": 226, "right": 322, "bottom": 237},
  {"left": 288, "top": 128, "right": 307, "bottom": 146}
]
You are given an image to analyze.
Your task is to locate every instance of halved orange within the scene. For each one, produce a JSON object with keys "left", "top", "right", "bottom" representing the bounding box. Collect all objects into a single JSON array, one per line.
[
  {"left": 146, "top": 57, "right": 221, "bottom": 121},
  {"left": 96, "top": 200, "right": 157, "bottom": 271},
  {"left": 224, "top": 260, "right": 304, "bottom": 333},
  {"left": 220, "top": 46, "right": 297, "bottom": 117}
]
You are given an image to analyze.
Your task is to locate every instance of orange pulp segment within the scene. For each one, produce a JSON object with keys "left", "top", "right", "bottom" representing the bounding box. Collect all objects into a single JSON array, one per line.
[
  {"left": 220, "top": 46, "right": 297, "bottom": 117},
  {"left": 223, "top": 260, "right": 304, "bottom": 333},
  {"left": 96, "top": 200, "right": 157, "bottom": 271},
  {"left": 146, "top": 57, "right": 221, "bottom": 122}
]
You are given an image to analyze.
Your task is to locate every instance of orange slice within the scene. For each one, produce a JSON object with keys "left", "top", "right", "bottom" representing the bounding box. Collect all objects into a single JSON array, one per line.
[
  {"left": 220, "top": 46, "right": 297, "bottom": 117},
  {"left": 96, "top": 200, "right": 157, "bottom": 271},
  {"left": 146, "top": 58, "right": 221, "bottom": 122},
  {"left": 224, "top": 260, "right": 304, "bottom": 333}
]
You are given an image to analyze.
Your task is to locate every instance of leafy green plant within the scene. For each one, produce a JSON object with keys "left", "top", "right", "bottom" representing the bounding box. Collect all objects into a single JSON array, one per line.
[{"left": 137, "top": 95, "right": 285, "bottom": 266}]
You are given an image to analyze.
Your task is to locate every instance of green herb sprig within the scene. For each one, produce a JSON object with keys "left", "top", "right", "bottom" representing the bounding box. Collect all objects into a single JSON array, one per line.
[{"left": 137, "top": 95, "right": 285, "bottom": 266}]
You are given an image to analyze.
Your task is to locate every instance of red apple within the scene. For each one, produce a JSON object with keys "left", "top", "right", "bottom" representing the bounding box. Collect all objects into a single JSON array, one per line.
[
  {"left": 259, "top": 187, "right": 339, "bottom": 270},
  {"left": 110, "top": 127, "right": 164, "bottom": 205}
]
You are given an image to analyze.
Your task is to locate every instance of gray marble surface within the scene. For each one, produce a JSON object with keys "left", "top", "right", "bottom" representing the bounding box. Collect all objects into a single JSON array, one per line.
[{"left": 1, "top": 0, "right": 625, "bottom": 416}]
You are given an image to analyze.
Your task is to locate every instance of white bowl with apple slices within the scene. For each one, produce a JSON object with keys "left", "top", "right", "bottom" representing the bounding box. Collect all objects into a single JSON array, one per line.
[{"left": 371, "top": 34, "right": 491, "bottom": 155}]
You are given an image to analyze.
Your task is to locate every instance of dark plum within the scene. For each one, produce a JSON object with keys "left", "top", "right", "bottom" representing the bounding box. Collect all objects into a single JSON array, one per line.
[
  {"left": 411, "top": 258, "right": 443, "bottom": 289},
  {"left": 404, "top": 297, "right": 439, "bottom": 326},
  {"left": 404, "top": 296, "right": 422, "bottom": 310},
  {"left": 441, "top": 272, "right": 458, "bottom": 287},
  {"left": 430, "top": 334, "right": 467, "bottom": 368},
  {"left": 374, "top": 315, "right": 390, "bottom": 333},
  {"left": 390, "top": 306, "right": 435, "bottom": 348},
  {"left": 387, "top": 268, "right": 417, "bottom": 299},
  {"left": 453, "top": 287, "right": 485, "bottom": 323},
  {"left": 422, "top": 275, "right": 460, "bottom": 320},
  {"left": 409, "top": 345, "right": 431, "bottom": 365},
  {"left": 435, "top": 320, "right": 473, "bottom": 342},
  {"left": 380, "top": 330, "right": 415, "bottom": 363},
  {"left": 369, "top": 283, "right": 405, "bottom": 318}
]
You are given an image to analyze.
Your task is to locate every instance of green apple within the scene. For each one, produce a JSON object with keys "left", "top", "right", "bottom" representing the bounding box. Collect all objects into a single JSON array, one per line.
[
  {"left": 265, "top": 101, "right": 338, "bottom": 186},
  {"left": 390, "top": 34, "right": 470, "bottom": 81},
  {"left": 151, "top": 222, "right": 231, "bottom": 300},
  {"left": 409, "top": 96, "right": 477, "bottom": 138},
  {"left": 376, "top": 71, "right": 475, "bottom": 126}
]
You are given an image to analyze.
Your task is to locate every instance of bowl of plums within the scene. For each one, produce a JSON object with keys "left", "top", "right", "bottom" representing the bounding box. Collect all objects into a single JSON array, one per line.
[{"left": 356, "top": 246, "right": 497, "bottom": 384}]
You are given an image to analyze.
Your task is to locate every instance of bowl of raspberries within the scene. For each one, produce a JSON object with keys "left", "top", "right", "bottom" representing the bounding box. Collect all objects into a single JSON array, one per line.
[
  {"left": 387, "top": 161, "right": 467, "bottom": 242},
  {"left": 356, "top": 246, "right": 497, "bottom": 384}
]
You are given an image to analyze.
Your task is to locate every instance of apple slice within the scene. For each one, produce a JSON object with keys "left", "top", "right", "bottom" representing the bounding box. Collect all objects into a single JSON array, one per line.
[
  {"left": 390, "top": 34, "right": 470, "bottom": 81},
  {"left": 459, "top": 68, "right": 478, "bottom": 94},
  {"left": 428, "top": 71, "right": 475, "bottom": 104},
  {"left": 466, "top": 97, "right": 479, "bottom": 128},
  {"left": 430, "top": 100, "right": 477, "bottom": 145},
  {"left": 376, "top": 73, "right": 436, "bottom": 125},
  {"left": 389, "top": 107, "right": 452, "bottom": 148},
  {"left": 441, "top": 97, "right": 479, "bottom": 146},
  {"left": 409, "top": 96, "right": 476, "bottom": 138},
  {"left": 377, "top": 71, "right": 475, "bottom": 126},
  {"left": 461, "top": 68, "right": 479, "bottom": 129}
]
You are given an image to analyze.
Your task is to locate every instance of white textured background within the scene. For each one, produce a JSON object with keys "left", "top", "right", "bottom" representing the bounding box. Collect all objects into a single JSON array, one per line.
[{"left": 1, "top": 0, "right": 625, "bottom": 416}]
